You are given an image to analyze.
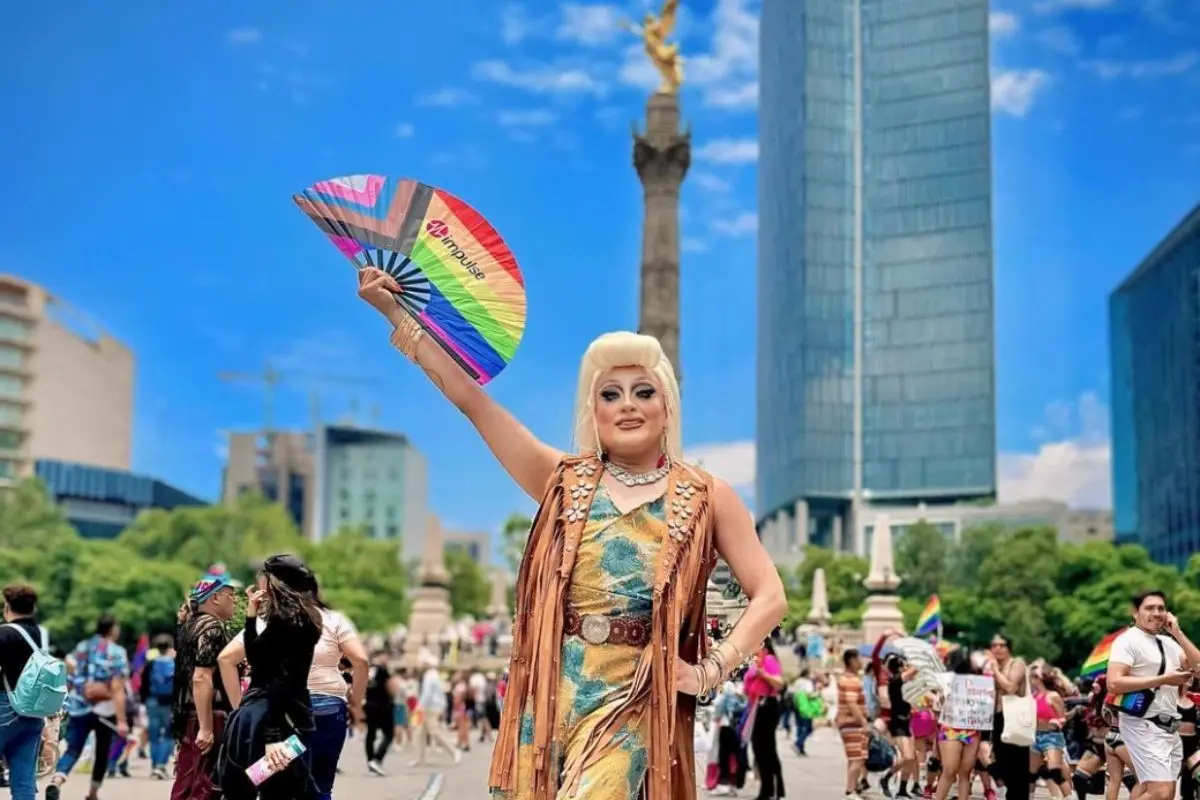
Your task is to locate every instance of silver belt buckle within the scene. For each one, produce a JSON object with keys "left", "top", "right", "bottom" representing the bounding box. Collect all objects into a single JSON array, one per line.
[{"left": 580, "top": 614, "right": 611, "bottom": 645}]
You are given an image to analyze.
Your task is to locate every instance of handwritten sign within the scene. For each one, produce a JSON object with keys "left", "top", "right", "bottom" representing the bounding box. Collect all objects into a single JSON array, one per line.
[{"left": 939, "top": 673, "right": 995, "bottom": 731}]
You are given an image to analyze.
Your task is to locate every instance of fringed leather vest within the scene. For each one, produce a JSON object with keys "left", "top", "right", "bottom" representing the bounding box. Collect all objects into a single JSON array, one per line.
[{"left": 488, "top": 454, "right": 718, "bottom": 800}]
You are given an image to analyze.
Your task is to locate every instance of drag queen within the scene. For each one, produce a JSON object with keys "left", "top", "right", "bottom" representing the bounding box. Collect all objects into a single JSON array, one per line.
[{"left": 356, "top": 268, "right": 786, "bottom": 800}]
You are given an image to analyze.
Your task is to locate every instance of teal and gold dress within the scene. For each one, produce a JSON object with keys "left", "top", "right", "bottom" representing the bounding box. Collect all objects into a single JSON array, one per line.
[{"left": 497, "top": 482, "right": 665, "bottom": 800}]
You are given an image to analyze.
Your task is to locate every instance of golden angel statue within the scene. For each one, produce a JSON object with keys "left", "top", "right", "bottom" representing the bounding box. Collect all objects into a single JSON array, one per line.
[{"left": 625, "top": 0, "right": 684, "bottom": 94}]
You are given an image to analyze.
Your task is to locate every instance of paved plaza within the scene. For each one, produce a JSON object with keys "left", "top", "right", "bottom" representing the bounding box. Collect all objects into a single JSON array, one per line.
[{"left": 37, "top": 726, "right": 1060, "bottom": 799}]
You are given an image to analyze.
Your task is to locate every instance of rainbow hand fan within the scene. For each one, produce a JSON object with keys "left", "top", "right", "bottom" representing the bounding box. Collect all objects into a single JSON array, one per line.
[{"left": 294, "top": 175, "right": 526, "bottom": 385}]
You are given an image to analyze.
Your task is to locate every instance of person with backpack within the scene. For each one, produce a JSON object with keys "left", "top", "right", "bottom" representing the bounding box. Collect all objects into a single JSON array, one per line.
[
  {"left": 0, "top": 583, "right": 67, "bottom": 800},
  {"left": 140, "top": 634, "right": 176, "bottom": 780},
  {"left": 45, "top": 612, "right": 130, "bottom": 800}
]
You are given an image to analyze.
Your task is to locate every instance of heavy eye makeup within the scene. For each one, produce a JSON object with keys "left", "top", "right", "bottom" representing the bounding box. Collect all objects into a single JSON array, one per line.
[{"left": 598, "top": 383, "right": 658, "bottom": 403}]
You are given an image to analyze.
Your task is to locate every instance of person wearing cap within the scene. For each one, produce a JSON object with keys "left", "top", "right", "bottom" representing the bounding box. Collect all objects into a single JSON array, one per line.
[
  {"left": 214, "top": 554, "right": 323, "bottom": 800},
  {"left": 169, "top": 568, "right": 237, "bottom": 800}
]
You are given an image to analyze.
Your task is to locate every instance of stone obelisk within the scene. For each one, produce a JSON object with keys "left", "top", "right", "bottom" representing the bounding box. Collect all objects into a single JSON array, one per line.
[
  {"left": 807, "top": 567, "right": 832, "bottom": 627},
  {"left": 632, "top": 1, "right": 688, "bottom": 378},
  {"left": 861, "top": 513, "right": 905, "bottom": 643},
  {"left": 403, "top": 513, "right": 453, "bottom": 666}
]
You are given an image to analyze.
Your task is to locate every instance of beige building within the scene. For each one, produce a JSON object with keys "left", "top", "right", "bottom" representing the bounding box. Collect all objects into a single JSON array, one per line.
[
  {"left": 0, "top": 276, "right": 134, "bottom": 481},
  {"left": 445, "top": 529, "right": 492, "bottom": 566},
  {"left": 222, "top": 431, "right": 316, "bottom": 534}
]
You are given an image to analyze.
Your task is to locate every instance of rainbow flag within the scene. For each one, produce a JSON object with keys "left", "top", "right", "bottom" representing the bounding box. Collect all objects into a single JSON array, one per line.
[
  {"left": 1081, "top": 629, "right": 1123, "bottom": 680},
  {"left": 128, "top": 634, "right": 150, "bottom": 694},
  {"left": 914, "top": 595, "right": 941, "bottom": 638}
]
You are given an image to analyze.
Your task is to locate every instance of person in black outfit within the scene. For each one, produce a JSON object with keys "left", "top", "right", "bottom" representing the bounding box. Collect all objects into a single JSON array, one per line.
[
  {"left": 215, "top": 555, "right": 323, "bottom": 800},
  {"left": 987, "top": 634, "right": 1030, "bottom": 800},
  {"left": 880, "top": 654, "right": 917, "bottom": 799},
  {"left": 362, "top": 651, "right": 395, "bottom": 776}
]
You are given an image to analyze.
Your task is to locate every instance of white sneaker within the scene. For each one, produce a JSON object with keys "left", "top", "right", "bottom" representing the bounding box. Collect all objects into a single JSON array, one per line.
[
  {"left": 452, "top": 748, "right": 462, "bottom": 765},
  {"left": 367, "top": 760, "right": 388, "bottom": 776}
]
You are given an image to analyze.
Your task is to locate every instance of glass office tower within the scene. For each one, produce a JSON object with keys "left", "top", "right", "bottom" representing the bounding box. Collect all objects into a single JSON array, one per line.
[
  {"left": 757, "top": 0, "right": 996, "bottom": 556},
  {"left": 1109, "top": 203, "right": 1200, "bottom": 566}
]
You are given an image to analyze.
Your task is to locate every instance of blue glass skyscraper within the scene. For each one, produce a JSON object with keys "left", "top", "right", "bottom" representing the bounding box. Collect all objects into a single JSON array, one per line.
[
  {"left": 1109, "top": 203, "right": 1200, "bottom": 565},
  {"left": 757, "top": 0, "right": 996, "bottom": 557}
]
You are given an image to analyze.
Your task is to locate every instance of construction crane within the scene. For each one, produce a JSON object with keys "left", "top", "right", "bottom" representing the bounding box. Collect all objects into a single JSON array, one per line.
[{"left": 217, "top": 365, "right": 382, "bottom": 441}]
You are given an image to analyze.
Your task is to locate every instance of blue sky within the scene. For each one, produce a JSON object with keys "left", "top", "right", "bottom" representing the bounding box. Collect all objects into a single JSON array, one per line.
[{"left": 1, "top": 0, "right": 1198, "bottom": 542}]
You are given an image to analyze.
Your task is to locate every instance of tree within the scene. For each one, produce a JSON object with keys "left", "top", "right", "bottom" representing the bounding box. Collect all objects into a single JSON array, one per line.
[
  {"left": 894, "top": 521, "right": 947, "bottom": 601},
  {"left": 302, "top": 529, "right": 410, "bottom": 633},
  {"left": 501, "top": 512, "right": 533, "bottom": 574},
  {"left": 445, "top": 548, "right": 490, "bottom": 618}
]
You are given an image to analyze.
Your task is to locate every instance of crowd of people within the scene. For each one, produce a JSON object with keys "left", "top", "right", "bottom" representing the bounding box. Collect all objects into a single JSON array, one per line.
[
  {"left": 0, "top": 556, "right": 505, "bottom": 800},
  {"left": 787, "top": 589, "right": 1200, "bottom": 800}
]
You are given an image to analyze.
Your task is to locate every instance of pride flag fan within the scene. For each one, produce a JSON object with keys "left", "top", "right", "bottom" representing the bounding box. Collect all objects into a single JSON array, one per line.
[
  {"left": 914, "top": 595, "right": 941, "bottom": 638},
  {"left": 1081, "top": 629, "right": 1124, "bottom": 680},
  {"left": 295, "top": 175, "right": 527, "bottom": 385}
]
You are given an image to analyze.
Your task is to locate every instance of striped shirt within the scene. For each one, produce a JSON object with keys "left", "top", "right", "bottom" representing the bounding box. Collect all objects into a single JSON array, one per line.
[{"left": 836, "top": 673, "right": 866, "bottom": 727}]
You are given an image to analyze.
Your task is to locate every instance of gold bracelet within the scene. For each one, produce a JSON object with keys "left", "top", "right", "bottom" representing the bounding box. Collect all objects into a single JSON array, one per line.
[{"left": 389, "top": 316, "right": 426, "bottom": 363}]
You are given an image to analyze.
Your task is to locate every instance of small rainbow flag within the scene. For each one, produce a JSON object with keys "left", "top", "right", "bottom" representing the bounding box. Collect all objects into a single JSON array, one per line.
[
  {"left": 915, "top": 595, "right": 941, "bottom": 638},
  {"left": 1081, "top": 629, "right": 1124, "bottom": 680}
]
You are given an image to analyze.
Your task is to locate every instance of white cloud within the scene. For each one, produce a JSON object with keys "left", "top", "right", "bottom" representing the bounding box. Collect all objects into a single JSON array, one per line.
[
  {"left": 416, "top": 87, "right": 478, "bottom": 107},
  {"left": 394, "top": 122, "right": 415, "bottom": 139},
  {"left": 557, "top": 3, "right": 624, "bottom": 46},
  {"left": 471, "top": 60, "right": 607, "bottom": 96},
  {"left": 500, "top": 5, "right": 535, "bottom": 45},
  {"left": 998, "top": 393, "right": 1111, "bottom": 509},
  {"left": 683, "top": 0, "right": 759, "bottom": 110},
  {"left": 690, "top": 171, "right": 731, "bottom": 193},
  {"left": 225, "top": 27, "right": 263, "bottom": 45},
  {"left": 1082, "top": 51, "right": 1199, "bottom": 79},
  {"left": 694, "top": 138, "right": 758, "bottom": 164},
  {"left": 496, "top": 108, "right": 559, "bottom": 127},
  {"left": 684, "top": 393, "right": 1113, "bottom": 513},
  {"left": 989, "top": 11, "right": 1020, "bottom": 37},
  {"left": 712, "top": 211, "right": 758, "bottom": 237},
  {"left": 991, "top": 69, "right": 1050, "bottom": 116},
  {"left": 682, "top": 237, "right": 709, "bottom": 253},
  {"left": 686, "top": 441, "right": 755, "bottom": 492},
  {"left": 1036, "top": 26, "right": 1081, "bottom": 55},
  {"left": 705, "top": 82, "right": 758, "bottom": 109},
  {"left": 1033, "top": 0, "right": 1116, "bottom": 13}
]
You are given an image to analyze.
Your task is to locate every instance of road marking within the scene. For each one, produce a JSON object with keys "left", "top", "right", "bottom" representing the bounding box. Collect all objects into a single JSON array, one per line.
[{"left": 414, "top": 772, "right": 444, "bottom": 800}]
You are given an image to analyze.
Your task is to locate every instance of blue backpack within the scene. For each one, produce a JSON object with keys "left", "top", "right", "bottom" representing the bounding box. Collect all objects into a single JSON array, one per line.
[
  {"left": 148, "top": 656, "right": 175, "bottom": 700},
  {"left": 2, "top": 624, "right": 67, "bottom": 717}
]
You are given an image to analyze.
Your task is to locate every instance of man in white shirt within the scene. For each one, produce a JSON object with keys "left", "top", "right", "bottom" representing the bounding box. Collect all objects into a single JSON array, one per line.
[{"left": 1107, "top": 590, "right": 1200, "bottom": 800}]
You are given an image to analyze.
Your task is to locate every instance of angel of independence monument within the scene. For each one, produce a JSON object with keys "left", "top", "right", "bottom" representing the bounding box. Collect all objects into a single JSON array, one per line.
[{"left": 631, "top": 0, "right": 688, "bottom": 379}]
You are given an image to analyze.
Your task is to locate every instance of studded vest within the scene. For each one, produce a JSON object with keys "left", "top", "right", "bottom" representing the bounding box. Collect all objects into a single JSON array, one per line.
[{"left": 488, "top": 454, "right": 718, "bottom": 800}]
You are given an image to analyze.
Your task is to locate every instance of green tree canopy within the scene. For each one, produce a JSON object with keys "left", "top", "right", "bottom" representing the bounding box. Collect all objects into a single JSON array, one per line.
[
  {"left": 0, "top": 480, "right": 413, "bottom": 648},
  {"left": 445, "top": 547, "right": 490, "bottom": 618}
]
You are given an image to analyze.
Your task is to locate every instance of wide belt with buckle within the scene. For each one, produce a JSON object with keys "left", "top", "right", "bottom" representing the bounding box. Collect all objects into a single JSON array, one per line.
[{"left": 564, "top": 608, "right": 652, "bottom": 647}]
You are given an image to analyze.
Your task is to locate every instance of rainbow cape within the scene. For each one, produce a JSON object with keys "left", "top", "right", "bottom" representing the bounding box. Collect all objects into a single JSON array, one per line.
[
  {"left": 1080, "top": 629, "right": 1123, "bottom": 680},
  {"left": 914, "top": 595, "right": 941, "bottom": 638}
]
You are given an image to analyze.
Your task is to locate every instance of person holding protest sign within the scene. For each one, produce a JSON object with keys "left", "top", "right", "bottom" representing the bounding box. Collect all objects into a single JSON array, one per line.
[{"left": 934, "top": 649, "right": 994, "bottom": 800}]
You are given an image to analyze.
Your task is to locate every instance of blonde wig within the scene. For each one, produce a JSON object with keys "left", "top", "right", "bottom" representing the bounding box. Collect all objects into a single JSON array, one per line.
[{"left": 572, "top": 331, "right": 683, "bottom": 462}]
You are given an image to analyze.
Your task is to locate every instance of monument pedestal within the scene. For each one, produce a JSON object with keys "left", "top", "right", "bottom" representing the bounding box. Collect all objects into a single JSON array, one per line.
[
  {"left": 861, "top": 593, "right": 906, "bottom": 645},
  {"left": 860, "top": 512, "right": 904, "bottom": 645},
  {"left": 402, "top": 514, "right": 453, "bottom": 667}
]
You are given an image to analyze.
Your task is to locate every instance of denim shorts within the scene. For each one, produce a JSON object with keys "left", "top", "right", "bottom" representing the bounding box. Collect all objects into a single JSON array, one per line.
[{"left": 1034, "top": 729, "right": 1066, "bottom": 755}]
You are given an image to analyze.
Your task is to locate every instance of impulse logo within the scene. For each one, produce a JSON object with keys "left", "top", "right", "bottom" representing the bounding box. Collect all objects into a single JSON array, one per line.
[{"left": 425, "top": 219, "right": 484, "bottom": 280}]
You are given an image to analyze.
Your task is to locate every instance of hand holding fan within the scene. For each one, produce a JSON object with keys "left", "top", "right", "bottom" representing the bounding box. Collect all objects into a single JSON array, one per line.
[{"left": 294, "top": 175, "right": 526, "bottom": 385}]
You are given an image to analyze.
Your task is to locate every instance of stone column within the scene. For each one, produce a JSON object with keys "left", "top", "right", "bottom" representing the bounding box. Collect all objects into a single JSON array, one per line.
[
  {"left": 831, "top": 515, "right": 844, "bottom": 554},
  {"left": 634, "top": 92, "right": 690, "bottom": 381},
  {"left": 792, "top": 499, "right": 809, "bottom": 551}
]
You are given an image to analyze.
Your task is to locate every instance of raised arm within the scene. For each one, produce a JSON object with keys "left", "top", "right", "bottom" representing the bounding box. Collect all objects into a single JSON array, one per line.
[
  {"left": 357, "top": 268, "right": 563, "bottom": 500},
  {"left": 711, "top": 479, "right": 787, "bottom": 661}
]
